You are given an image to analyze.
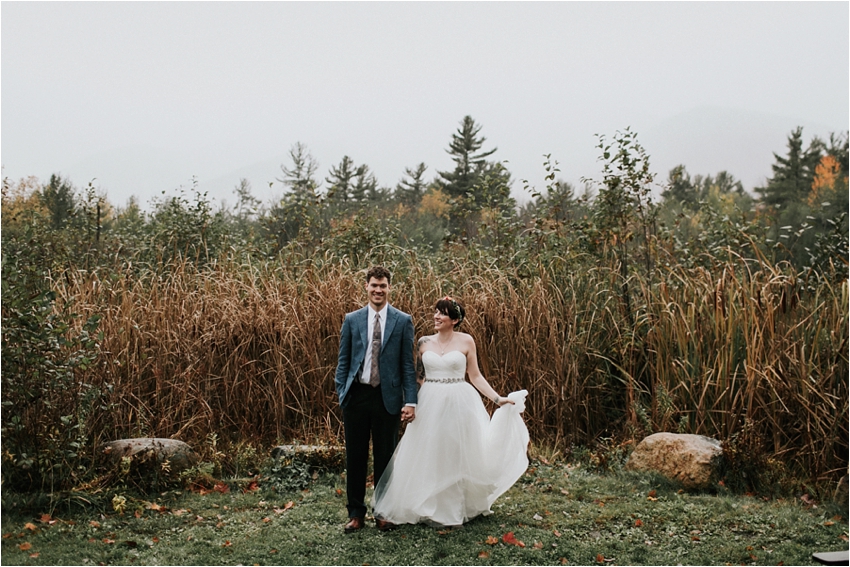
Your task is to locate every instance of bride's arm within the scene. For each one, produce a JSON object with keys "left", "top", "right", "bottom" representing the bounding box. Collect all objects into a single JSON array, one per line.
[
  {"left": 464, "top": 335, "right": 514, "bottom": 406},
  {"left": 416, "top": 336, "right": 428, "bottom": 386}
]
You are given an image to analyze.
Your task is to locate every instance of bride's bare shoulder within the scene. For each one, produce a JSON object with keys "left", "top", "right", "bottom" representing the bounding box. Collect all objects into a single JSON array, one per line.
[{"left": 456, "top": 332, "right": 475, "bottom": 345}]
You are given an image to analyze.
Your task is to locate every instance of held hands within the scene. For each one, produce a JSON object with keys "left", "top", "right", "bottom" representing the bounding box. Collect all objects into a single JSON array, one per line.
[{"left": 401, "top": 406, "right": 416, "bottom": 423}]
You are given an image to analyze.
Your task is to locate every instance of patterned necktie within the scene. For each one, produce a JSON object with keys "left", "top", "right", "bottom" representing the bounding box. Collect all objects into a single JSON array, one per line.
[{"left": 370, "top": 313, "right": 381, "bottom": 387}]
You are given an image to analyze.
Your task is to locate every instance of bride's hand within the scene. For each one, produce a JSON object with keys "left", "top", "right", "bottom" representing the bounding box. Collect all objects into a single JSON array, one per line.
[{"left": 495, "top": 396, "right": 515, "bottom": 406}]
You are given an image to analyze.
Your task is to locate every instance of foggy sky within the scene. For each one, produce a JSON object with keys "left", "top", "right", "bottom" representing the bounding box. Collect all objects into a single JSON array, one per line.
[{"left": 2, "top": 2, "right": 848, "bottom": 208}]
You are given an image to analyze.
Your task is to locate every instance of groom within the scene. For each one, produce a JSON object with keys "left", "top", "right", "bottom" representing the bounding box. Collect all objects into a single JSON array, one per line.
[{"left": 335, "top": 266, "right": 418, "bottom": 533}]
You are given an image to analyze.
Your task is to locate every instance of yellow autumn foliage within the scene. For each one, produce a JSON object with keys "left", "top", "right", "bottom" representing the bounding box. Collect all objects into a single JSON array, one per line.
[{"left": 418, "top": 188, "right": 450, "bottom": 219}]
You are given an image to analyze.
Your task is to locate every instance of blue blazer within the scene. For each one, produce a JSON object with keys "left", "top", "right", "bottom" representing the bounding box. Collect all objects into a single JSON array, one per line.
[{"left": 335, "top": 304, "right": 418, "bottom": 414}]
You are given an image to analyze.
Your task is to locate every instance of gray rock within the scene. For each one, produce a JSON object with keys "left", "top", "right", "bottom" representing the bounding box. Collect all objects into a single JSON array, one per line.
[
  {"left": 100, "top": 438, "right": 199, "bottom": 472},
  {"left": 625, "top": 432, "right": 722, "bottom": 489}
]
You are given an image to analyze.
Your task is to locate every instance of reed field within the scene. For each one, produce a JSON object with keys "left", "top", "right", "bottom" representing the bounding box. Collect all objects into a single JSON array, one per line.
[
  {"left": 2, "top": 130, "right": 847, "bottom": 500},
  {"left": 35, "top": 248, "right": 847, "bottom": 495}
]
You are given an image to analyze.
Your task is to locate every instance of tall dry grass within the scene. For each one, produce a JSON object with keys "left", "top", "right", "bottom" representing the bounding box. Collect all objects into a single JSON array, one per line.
[{"left": 52, "top": 252, "right": 847, "bottom": 485}]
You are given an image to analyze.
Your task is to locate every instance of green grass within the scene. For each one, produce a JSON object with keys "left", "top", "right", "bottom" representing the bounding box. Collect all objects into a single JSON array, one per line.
[{"left": 2, "top": 463, "right": 847, "bottom": 566}]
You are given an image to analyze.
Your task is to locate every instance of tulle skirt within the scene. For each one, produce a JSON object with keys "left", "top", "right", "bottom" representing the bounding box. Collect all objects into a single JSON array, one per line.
[{"left": 372, "top": 382, "right": 529, "bottom": 527}]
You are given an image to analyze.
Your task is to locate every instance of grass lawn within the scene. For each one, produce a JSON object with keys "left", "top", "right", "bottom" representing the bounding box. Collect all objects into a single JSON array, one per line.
[{"left": 2, "top": 462, "right": 847, "bottom": 566}]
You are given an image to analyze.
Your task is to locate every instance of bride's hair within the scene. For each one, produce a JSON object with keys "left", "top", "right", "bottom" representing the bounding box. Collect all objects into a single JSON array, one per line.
[{"left": 436, "top": 296, "right": 465, "bottom": 328}]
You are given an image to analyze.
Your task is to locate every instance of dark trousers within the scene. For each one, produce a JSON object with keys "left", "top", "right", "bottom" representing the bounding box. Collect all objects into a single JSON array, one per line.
[{"left": 342, "top": 381, "right": 400, "bottom": 519}]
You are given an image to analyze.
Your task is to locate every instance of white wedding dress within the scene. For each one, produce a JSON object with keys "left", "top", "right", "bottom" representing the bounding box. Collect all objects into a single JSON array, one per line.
[{"left": 372, "top": 350, "right": 529, "bottom": 527}]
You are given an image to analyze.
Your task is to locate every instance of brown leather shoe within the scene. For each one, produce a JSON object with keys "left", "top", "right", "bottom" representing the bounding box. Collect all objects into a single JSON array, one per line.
[
  {"left": 344, "top": 516, "right": 365, "bottom": 533},
  {"left": 375, "top": 518, "right": 396, "bottom": 532}
]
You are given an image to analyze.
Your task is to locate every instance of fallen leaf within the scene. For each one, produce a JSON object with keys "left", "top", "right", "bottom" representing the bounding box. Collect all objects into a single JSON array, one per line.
[
  {"left": 485, "top": 536, "right": 499, "bottom": 545},
  {"left": 39, "top": 514, "right": 52, "bottom": 523},
  {"left": 832, "top": 515, "right": 843, "bottom": 521},
  {"left": 560, "top": 489, "right": 570, "bottom": 496},
  {"left": 437, "top": 530, "right": 450, "bottom": 535},
  {"left": 824, "top": 521, "right": 835, "bottom": 526},
  {"left": 283, "top": 501, "right": 295, "bottom": 511},
  {"left": 596, "top": 553, "right": 605, "bottom": 563},
  {"left": 146, "top": 502, "right": 165, "bottom": 512},
  {"left": 647, "top": 496, "right": 658, "bottom": 502},
  {"left": 134, "top": 510, "right": 142, "bottom": 519},
  {"left": 839, "top": 535, "right": 848, "bottom": 542},
  {"left": 502, "top": 532, "right": 525, "bottom": 547},
  {"left": 691, "top": 536, "right": 700, "bottom": 541},
  {"left": 90, "top": 520, "right": 101, "bottom": 528},
  {"left": 24, "top": 523, "right": 37, "bottom": 531},
  {"left": 244, "top": 481, "right": 260, "bottom": 492},
  {"left": 262, "top": 517, "right": 271, "bottom": 523},
  {"left": 216, "top": 522, "right": 225, "bottom": 528},
  {"left": 560, "top": 558, "right": 568, "bottom": 565},
  {"left": 213, "top": 482, "right": 230, "bottom": 494},
  {"left": 223, "top": 540, "right": 232, "bottom": 547},
  {"left": 335, "top": 489, "right": 343, "bottom": 496},
  {"left": 553, "top": 530, "right": 562, "bottom": 537},
  {"left": 533, "top": 541, "right": 544, "bottom": 549},
  {"left": 478, "top": 551, "right": 490, "bottom": 558},
  {"left": 152, "top": 537, "right": 160, "bottom": 543},
  {"left": 635, "top": 519, "right": 643, "bottom": 527},
  {"left": 648, "top": 490, "right": 657, "bottom": 498},
  {"left": 18, "top": 542, "right": 32, "bottom": 551},
  {"left": 173, "top": 509, "right": 187, "bottom": 517},
  {"left": 270, "top": 549, "right": 278, "bottom": 554},
  {"left": 102, "top": 538, "right": 115, "bottom": 544},
  {"left": 2, "top": 533, "right": 13, "bottom": 539},
  {"left": 29, "top": 553, "right": 40, "bottom": 558}
]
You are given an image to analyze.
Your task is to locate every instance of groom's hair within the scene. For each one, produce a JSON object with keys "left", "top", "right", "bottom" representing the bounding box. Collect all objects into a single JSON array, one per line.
[{"left": 365, "top": 265, "right": 392, "bottom": 284}]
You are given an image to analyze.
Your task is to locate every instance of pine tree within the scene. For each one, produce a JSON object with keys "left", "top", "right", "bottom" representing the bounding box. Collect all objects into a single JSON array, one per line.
[
  {"left": 326, "top": 156, "right": 358, "bottom": 204},
  {"left": 40, "top": 174, "right": 77, "bottom": 230},
  {"left": 278, "top": 142, "right": 320, "bottom": 205},
  {"left": 438, "top": 116, "right": 497, "bottom": 202},
  {"left": 395, "top": 163, "right": 429, "bottom": 207},
  {"left": 350, "top": 164, "right": 378, "bottom": 203},
  {"left": 757, "top": 127, "right": 824, "bottom": 209}
]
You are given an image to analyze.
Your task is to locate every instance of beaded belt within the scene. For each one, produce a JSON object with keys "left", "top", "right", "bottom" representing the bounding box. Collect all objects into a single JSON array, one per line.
[{"left": 425, "top": 377, "right": 465, "bottom": 384}]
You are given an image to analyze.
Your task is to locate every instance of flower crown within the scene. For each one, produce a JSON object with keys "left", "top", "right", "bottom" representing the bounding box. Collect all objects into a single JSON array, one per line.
[{"left": 444, "top": 296, "right": 464, "bottom": 325}]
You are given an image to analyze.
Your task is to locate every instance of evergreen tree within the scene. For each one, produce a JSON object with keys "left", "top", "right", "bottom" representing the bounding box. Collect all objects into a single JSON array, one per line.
[
  {"left": 40, "top": 174, "right": 76, "bottom": 230},
  {"left": 278, "top": 142, "right": 320, "bottom": 205},
  {"left": 395, "top": 163, "right": 429, "bottom": 207},
  {"left": 325, "top": 156, "right": 359, "bottom": 205},
  {"left": 756, "top": 127, "right": 824, "bottom": 209},
  {"left": 351, "top": 164, "right": 378, "bottom": 203},
  {"left": 438, "top": 116, "right": 497, "bottom": 203},
  {"left": 661, "top": 165, "right": 698, "bottom": 207}
]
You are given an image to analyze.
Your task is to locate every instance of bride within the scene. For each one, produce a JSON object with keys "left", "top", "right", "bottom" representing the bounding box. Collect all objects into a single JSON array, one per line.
[{"left": 372, "top": 297, "right": 529, "bottom": 528}]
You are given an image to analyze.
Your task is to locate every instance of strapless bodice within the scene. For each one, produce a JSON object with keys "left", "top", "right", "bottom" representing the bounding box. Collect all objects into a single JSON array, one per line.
[{"left": 421, "top": 350, "right": 467, "bottom": 381}]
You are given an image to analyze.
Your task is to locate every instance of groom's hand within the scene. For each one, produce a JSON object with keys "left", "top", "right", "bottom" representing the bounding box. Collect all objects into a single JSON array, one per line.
[{"left": 401, "top": 406, "right": 415, "bottom": 423}]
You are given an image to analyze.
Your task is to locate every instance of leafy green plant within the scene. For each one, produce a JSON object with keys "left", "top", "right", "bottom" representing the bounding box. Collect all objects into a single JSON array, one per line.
[{"left": 264, "top": 456, "right": 312, "bottom": 493}]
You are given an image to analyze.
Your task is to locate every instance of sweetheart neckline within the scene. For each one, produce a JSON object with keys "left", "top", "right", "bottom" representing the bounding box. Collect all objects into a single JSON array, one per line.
[{"left": 422, "top": 349, "right": 464, "bottom": 358}]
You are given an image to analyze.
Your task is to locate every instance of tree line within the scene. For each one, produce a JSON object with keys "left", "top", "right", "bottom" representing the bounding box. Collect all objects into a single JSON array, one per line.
[{"left": 4, "top": 116, "right": 847, "bottom": 280}]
